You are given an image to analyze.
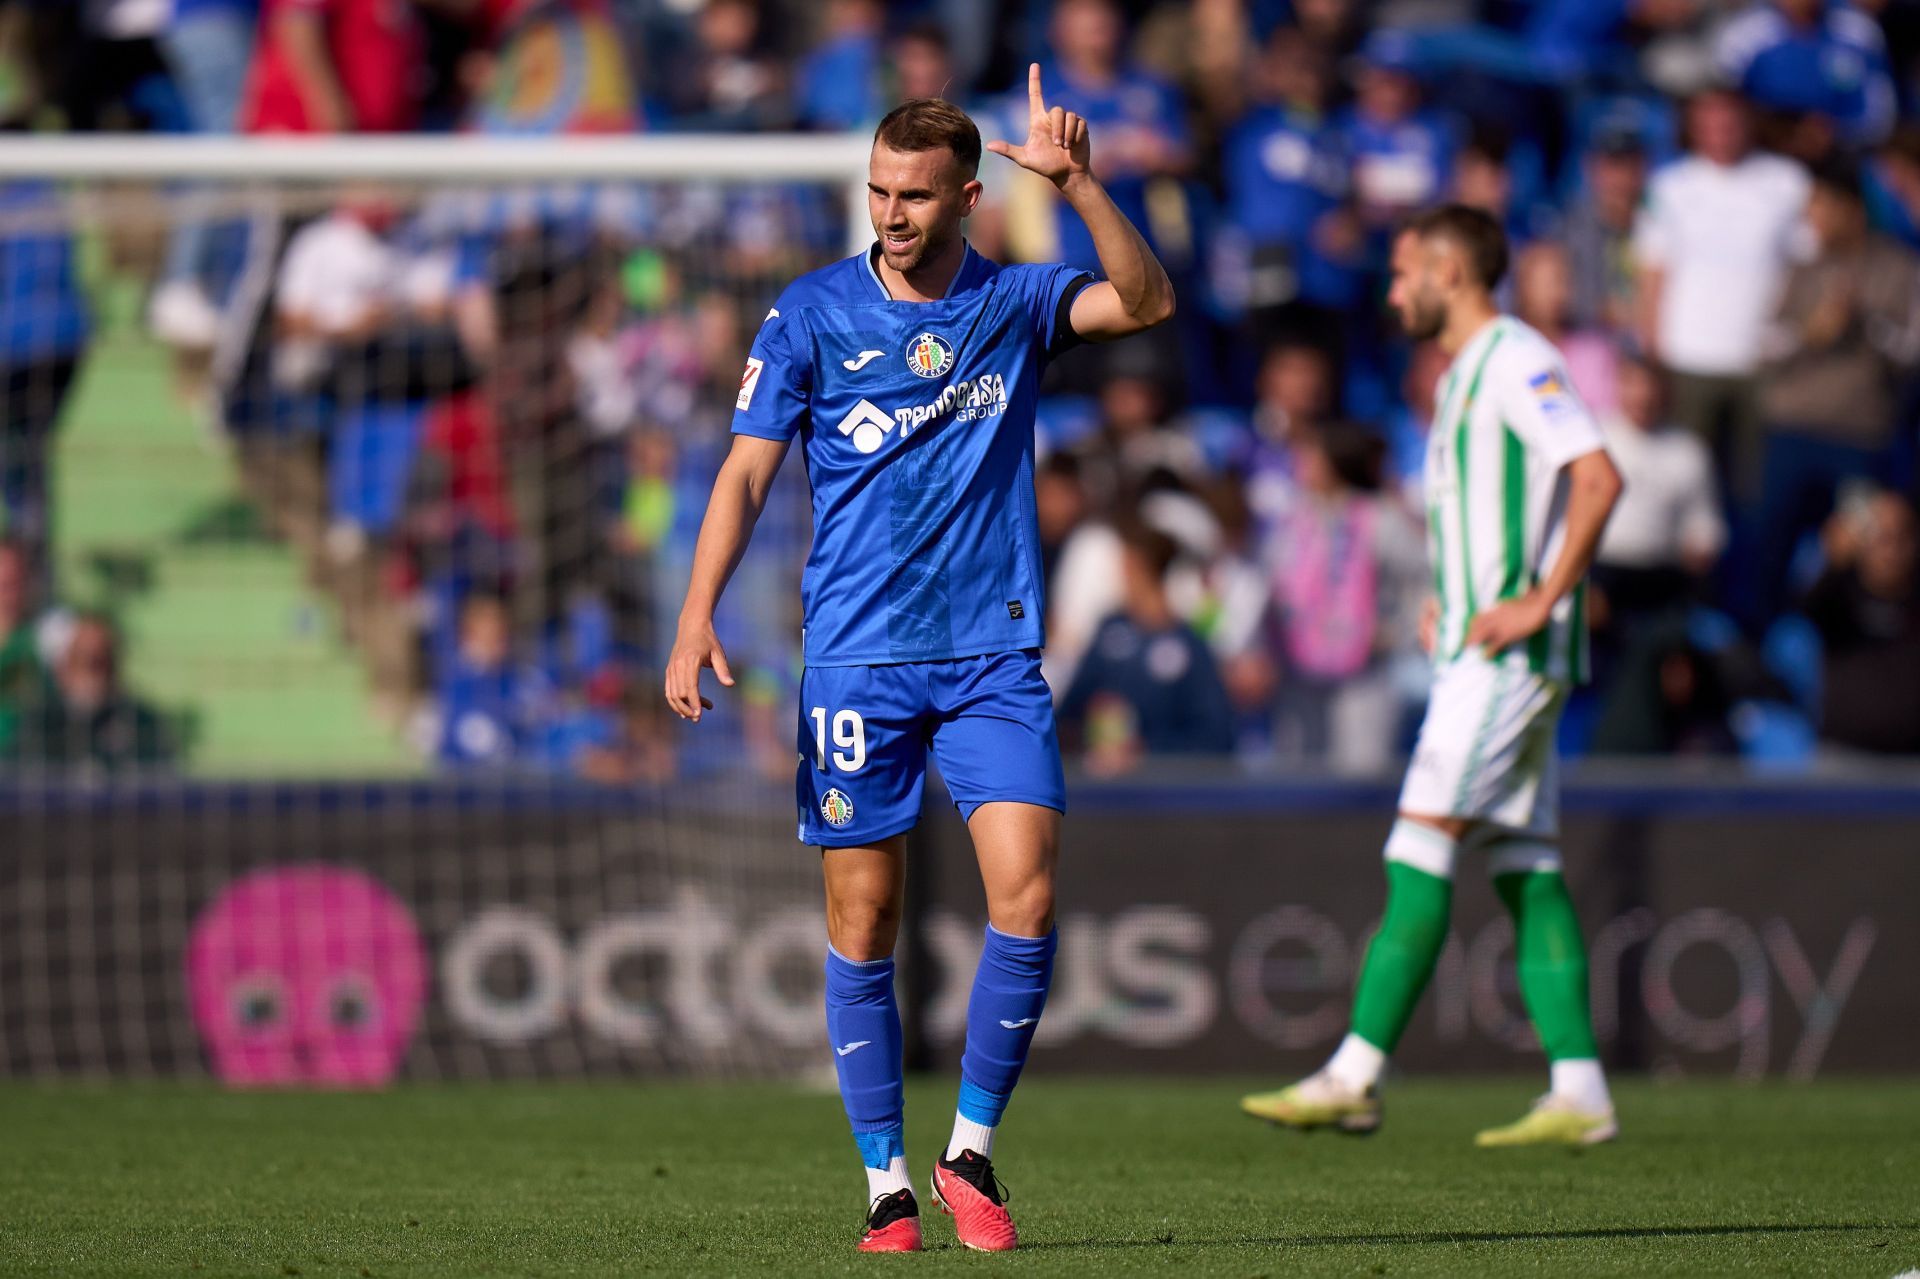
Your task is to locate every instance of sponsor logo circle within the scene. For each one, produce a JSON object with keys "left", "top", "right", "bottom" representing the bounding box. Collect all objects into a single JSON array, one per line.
[
  {"left": 821, "top": 789, "right": 855, "bottom": 828},
  {"left": 905, "top": 332, "right": 953, "bottom": 379}
]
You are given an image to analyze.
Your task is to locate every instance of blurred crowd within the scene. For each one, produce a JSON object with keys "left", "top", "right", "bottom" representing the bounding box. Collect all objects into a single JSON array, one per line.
[
  {"left": 0, "top": 539, "right": 176, "bottom": 774},
  {"left": 1, "top": 0, "right": 1920, "bottom": 778}
]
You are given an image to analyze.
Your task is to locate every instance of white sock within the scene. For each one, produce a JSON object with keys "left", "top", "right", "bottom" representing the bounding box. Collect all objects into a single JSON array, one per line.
[
  {"left": 945, "top": 1112, "right": 996, "bottom": 1161},
  {"left": 865, "top": 1155, "right": 911, "bottom": 1204},
  {"left": 1324, "top": 1033, "right": 1387, "bottom": 1092},
  {"left": 1551, "top": 1058, "right": 1612, "bottom": 1114}
]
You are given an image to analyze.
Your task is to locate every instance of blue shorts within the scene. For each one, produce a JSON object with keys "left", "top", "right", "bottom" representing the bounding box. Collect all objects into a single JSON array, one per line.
[{"left": 795, "top": 649, "right": 1066, "bottom": 847}]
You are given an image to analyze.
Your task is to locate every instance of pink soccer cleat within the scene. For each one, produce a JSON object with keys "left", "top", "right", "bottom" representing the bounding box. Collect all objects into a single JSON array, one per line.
[
  {"left": 930, "top": 1149, "right": 1017, "bottom": 1252},
  {"left": 857, "top": 1189, "right": 924, "bottom": 1253}
]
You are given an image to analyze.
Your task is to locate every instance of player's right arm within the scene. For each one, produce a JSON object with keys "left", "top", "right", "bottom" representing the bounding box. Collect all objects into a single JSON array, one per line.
[
  {"left": 667, "top": 296, "right": 810, "bottom": 723},
  {"left": 665, "top": 435, "right": 791, "bottom": 722}
]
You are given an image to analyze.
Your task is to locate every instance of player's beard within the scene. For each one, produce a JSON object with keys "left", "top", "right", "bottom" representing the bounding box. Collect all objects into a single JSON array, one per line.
[
  {"left": 878, "top": 219, "right": 953, "bottom": 275},
  {"left": 1398, "top": 293, "right": 1446, "bottom": 342}
]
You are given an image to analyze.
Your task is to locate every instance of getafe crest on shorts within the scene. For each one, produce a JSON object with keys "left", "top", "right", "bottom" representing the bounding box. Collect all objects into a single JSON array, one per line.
[
  {"left": 906, "top": 332, "right": 953, "bottom": 379},
  {"left": 821, "top": 788, "right": 855, "bottom": 828}
]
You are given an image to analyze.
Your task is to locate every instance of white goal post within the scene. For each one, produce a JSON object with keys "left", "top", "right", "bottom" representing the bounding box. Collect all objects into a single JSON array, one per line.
[{"left": 0, "top": 133, "right": 877, "bottom": 253}]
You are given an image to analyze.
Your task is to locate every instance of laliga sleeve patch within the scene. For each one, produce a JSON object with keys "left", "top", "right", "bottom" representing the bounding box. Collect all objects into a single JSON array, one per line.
[
  {"left": 737, "top": 356, "right": 764, "bottom": 410},
  {"left": 1527, "top": 368, "right": 1578, "bottom": 420}
]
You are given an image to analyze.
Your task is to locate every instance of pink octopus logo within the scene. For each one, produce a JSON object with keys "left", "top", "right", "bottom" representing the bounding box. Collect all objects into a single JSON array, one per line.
[{"left": 186, "top": 865, "right": 428, "bottom": 1088}]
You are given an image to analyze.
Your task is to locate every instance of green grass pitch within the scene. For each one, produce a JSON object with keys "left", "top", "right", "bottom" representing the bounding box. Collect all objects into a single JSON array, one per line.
[{"left": 3, "top": 1077, "right": 1916, "bottom": 1276}]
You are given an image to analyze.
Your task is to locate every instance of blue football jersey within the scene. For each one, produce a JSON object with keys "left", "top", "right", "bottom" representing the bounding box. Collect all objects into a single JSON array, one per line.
[{"left": 732, "top": 242, "right": 1091, "bottom": 667}]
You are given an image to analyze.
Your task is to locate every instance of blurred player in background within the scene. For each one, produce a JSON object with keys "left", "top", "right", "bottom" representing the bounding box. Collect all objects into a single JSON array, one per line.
[
  {"left": 1242, "top": 205, "right": 1626, "bottom": 1147},
  {"left": 666, "top": 69, "right": 1174, "bottom": 1252}
]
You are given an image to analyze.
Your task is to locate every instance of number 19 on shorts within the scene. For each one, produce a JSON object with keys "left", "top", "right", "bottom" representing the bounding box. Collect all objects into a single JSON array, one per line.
[{"left": 810, "top": 706, "right": 867, "bottom": 773}]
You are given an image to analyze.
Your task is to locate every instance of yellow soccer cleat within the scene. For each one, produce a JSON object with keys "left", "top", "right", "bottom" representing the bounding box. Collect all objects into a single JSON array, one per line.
[
  {"left": 1240, "top": 1072, "right": 1382, "bottom": 1134},
  {"left": 1474, "top": 1094, "right": 1618, "bottom": 1148}
]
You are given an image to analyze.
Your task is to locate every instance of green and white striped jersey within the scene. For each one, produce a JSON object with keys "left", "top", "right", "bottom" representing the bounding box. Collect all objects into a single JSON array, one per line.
[{"left": 1424, "top": 316, "right": 1608, "bottom": 684}]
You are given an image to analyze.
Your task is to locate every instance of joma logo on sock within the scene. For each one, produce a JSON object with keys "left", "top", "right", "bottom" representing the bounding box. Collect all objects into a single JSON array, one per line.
[{"left": 997, "top": 1018, "right": 1037, "bottom": 1030}]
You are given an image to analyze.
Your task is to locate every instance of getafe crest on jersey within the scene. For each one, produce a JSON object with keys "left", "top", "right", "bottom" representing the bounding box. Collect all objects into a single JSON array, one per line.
[
  {"left": 730, "top": 243, "right": 1092, "bottom": 666},
  {"left": 906, "top": 331, "right": 954, "bottom": 378}
]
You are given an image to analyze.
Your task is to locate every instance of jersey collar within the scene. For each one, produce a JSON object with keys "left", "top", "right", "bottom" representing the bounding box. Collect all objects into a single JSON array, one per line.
[
  {"left": 863, "top": 240, "right": 983, "bottom": 302},
  {"left": 1448, "top": 314, "right": 1505, "bottom": 376}
]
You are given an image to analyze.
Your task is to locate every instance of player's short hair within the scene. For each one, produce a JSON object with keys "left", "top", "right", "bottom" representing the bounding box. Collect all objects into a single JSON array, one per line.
[
  {"left": 874, "top": 98, "right": 982, "bottom": 177},
  {"left": 1403, "top": 204, "right": 1509, "bottom": 291}
]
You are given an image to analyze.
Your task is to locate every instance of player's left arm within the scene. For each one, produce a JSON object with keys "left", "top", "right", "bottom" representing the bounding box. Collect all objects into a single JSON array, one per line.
[
  {"left": 1465, "top": 357, "right": 1625, "bottom": 657},
  {"left": 988, "top": 64, "right": 1175, "bottom": 342}
]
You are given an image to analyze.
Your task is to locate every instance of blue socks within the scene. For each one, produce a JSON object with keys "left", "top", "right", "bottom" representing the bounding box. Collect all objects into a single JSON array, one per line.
[
  {"left": 827, "top": 925, "right": 1058, "bottom": 1187},
  {"left": 957, "top": 924, "right": 1058, "bottom": 1128},
  {"left": 824, "top": 947, "right": 905, "bottom": 1170}
]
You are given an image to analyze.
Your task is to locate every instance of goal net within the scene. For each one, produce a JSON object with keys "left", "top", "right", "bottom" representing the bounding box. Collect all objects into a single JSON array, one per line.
[{"left": 0, "top": 135, "right": 871, "bottom": 1083}]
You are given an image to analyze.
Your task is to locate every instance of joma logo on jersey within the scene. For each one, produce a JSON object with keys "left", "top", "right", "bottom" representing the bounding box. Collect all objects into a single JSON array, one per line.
[{"left": 905, "top": 331, "right": 953, "bottom": 378}]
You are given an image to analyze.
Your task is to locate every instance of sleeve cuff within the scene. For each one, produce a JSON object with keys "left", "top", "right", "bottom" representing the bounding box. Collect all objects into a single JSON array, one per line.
[
  {"left": 1541, "top": 436, "right": 1607, "bottom": 472},
  {"left": 730, "top": 421, "right": 797, "bottom": 442}
]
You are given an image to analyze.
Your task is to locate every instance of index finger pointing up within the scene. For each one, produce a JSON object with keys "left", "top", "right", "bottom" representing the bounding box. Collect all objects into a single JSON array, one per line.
[{"left": 1028, "top": 62, "right": 1046, "bottom": 122}]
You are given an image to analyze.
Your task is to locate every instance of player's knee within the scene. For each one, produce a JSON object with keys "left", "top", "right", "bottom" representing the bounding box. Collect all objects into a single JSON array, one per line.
[
  {"left": 827, "top": 898, "right": 900, "bottom": 962},
  {"left": 988, "top": 878, "right": 1055, "bottom": 937}
]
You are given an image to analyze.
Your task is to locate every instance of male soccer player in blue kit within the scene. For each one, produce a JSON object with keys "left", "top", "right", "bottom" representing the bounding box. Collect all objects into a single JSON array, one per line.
[{"left": 664, "top": 68, "right": 1174, "bottom": 1253}]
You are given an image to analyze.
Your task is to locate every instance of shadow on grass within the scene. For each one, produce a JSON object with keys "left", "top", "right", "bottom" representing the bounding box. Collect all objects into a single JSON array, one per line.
[{"left": 1023, "top": 1222, "right": 1905, "bottom": 1252}]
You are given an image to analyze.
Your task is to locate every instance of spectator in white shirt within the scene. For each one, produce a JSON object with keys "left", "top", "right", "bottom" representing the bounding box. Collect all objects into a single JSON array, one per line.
[
  {"left": 272, "top": 191, "right": 459, "bottom": 702},
  {"left": 1633, "top": 87, "right": 1809, "bottom": 506},
  {"left": 273, "top": 192, "right": 452, "bottom": 393},
  {"left": 1593, "top": 350, "right": 1728, "bottom": 624}
]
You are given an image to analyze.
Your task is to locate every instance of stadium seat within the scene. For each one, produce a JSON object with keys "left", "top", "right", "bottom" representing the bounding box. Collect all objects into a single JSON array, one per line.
[
  {"left": 1761, "top": 615, "right": 1823, "bottom": 720},
  {"left": 1730, "top": 699, "right": 1816, "bottom": 771}
]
